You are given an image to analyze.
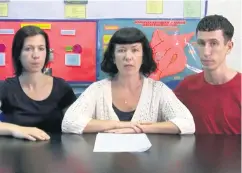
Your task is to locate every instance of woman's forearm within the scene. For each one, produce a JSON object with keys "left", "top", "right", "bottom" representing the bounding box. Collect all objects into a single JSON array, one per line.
[
  {"left": 140, "top": 122, "right": 180, "bottom": 134},
  {"left": 0, "top": 122, "right": 18, "bottom": 136},
  {"left": 83, "top": 119, "right": 119, "bottom": 133}
]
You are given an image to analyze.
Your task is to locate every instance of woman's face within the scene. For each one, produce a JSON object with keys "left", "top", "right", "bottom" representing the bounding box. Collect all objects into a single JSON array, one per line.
[
  {"left": 114, "top": 43, "right": 143, "bottom": 76},
  {"left": 20, "top": 34, "right": 47, "bottom": 74}
]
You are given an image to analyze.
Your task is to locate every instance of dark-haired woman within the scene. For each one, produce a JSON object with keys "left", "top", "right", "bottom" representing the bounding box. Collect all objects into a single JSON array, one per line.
[
  {"left": 0, "top": 26, "right": 76, "bottom": 141},
  {"left": 62, "top": 27, "right": 195, "bottom": 135}
]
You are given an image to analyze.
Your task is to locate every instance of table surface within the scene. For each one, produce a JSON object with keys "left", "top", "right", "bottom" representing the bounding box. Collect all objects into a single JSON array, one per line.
[{"left": 0, "top": 134, "right": 240, "bottom": 173}]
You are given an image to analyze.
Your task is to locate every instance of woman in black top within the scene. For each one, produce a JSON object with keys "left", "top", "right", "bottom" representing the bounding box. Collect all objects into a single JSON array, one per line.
[{"left": 0, "top": 26, "right": 76, "bottom": 141}]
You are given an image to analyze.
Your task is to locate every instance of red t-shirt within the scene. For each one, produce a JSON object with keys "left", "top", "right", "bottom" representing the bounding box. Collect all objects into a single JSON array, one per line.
[{"left": 174, "top": 72, "right": 241, "bottom": 135}]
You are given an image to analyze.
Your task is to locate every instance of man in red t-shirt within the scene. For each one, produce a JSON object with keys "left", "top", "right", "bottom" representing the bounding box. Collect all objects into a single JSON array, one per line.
[{"left": 174, "top": 15, "right": 241, "bottom": 135}]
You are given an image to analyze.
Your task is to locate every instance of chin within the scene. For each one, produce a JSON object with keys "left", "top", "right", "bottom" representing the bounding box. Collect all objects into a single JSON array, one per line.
[
  {"left": 28, "top": 69, "right": 42, "bottom": 74},
  {"left": 120, "top": 72, "right": 137, "bottom": 77},
  {"left": 202, "top": 65, "right": 218, "bottom": 71}
]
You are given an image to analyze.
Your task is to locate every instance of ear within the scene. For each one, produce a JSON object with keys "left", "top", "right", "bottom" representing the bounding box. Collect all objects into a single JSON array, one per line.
[{"left": 226, "top": 40, "right": 234, "bottom": 54}]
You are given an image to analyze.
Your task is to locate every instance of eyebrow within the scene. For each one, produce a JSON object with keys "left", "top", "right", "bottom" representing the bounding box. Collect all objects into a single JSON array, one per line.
[
  {"left": 197, "top": 38, "right": 219, "bottom": 42},
  {"left": 116, "top": 44, "right": 141, "bottom": 49},
  {"left": 131, "top": 44, "right": 140, "bottom": 48},
  {"left": 24, "top": 45, "right": 45, "bottom": 47}
]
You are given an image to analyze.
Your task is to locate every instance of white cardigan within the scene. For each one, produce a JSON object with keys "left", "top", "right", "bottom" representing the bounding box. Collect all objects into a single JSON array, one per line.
[{"left": 62, "top": 77, "right": 195, "bottom": 134}]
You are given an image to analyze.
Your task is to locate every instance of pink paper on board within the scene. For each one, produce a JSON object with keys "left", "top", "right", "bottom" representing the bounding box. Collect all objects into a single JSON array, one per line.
[{"left": 0, "top": 44, "right": 6, "bottom": 52}]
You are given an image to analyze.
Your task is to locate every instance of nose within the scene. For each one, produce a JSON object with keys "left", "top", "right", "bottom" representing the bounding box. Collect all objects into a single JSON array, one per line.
[
  {"left": 124, "top": 50, "right": 133, "bottom": 61},
  {"left": 203, "top": 44, "right": 212, "bottom": 58},
  {"left": 32, "top": 49, "right": 40, "bottom": 59}
]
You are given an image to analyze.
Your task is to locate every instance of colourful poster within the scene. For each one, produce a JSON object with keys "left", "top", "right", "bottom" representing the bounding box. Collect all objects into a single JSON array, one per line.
[
  {"left": 97, "top": 19, "right": 202, "bottom": 83},
  {"left": 0, "top": 21, "right": 97, "bottom": 82}
]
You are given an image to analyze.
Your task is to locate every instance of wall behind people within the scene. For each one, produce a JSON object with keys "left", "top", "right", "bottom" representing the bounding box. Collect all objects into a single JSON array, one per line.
[
  {"left": 0, "top": 0, "right": 241, "bottom": 96},
  {"left": 207, "top": 0, "right": 241, "bottom": 72}
]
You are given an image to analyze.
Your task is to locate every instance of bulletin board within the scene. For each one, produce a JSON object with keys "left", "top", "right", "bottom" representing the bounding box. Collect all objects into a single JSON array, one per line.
[
  {"left": 97, "top": 19, "right": 202, "bottom": 83},
  {"left": 0, "top": 21, "right": 97, "bottom": 82},
  {"left": 0, "top": 0, "right": 208, "bottom": 84}
]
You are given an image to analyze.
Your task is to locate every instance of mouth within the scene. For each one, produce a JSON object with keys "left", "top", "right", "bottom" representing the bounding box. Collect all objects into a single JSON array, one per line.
[
  {"left": 201, "top": 60, "right": 214, "bottom": 66},
  {"left": 201, "top": 59, "right": 213, "bottom": 63},
  {"left": 31, "top": 63, "right": 40, "bottom": 66},
  {"left": 124, "top": 64, "right": 133, "bottom": 67}
]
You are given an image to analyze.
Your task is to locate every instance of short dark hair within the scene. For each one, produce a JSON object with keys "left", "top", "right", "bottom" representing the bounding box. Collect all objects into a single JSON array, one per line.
[
  {"left": 101, "top": 27, "right": 157, "bottom": 77},
  {"left": 196, "top": 14, "right": 234, "bottom": 42},
  {"left": 12, "top": 25, "right": 50, "bottom": 76}
]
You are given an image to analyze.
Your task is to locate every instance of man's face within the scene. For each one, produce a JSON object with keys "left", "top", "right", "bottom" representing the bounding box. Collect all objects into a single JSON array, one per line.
[{"left": 196, "top": 30, "right": 233, "bottom": 71}]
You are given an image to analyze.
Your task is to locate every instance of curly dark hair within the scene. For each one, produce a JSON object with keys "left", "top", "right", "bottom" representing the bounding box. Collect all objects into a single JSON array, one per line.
[{"left": 196, "top": 14, "right": 234, "bottom": 43}]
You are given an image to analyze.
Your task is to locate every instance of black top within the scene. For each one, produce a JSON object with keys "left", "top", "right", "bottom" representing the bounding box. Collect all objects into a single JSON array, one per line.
[
  {"left": 0, "top": 77, "right": 76, "bottom": 133},
  {"left": 112, "top": 104, "right": 135, "bottom": 121}
]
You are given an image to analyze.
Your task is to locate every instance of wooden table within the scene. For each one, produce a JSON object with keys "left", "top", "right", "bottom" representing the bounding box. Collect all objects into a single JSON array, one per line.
[{"left": 0, "top": 134, "right": 240, "bottom": 173}]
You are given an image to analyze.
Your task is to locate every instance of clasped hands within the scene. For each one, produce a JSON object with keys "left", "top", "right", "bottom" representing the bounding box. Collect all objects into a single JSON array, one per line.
[{"left": 104, "top": 121, "right": 152, "bottom": 134}]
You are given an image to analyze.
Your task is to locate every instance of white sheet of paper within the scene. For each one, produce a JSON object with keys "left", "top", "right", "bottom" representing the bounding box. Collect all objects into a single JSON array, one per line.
[
  {"left": 0, "top": 53, "right": 5, "bottom": 66},
  {"left": 93, "top": 133, "right": 152, "bottom": 152}
]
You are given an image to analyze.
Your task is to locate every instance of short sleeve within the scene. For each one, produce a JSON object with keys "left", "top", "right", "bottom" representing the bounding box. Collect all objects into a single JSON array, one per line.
[
  {"left": 158, "top": 83, "right": 195, "bottom": 134},
  {"left": 58, "top": 82, "right": 77, "bottom": 110},
  {"left": 61, "top": 81, "right": 99, "bottom": 134}
]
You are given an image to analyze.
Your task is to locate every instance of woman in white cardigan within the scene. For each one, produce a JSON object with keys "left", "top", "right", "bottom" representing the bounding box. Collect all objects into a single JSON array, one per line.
[{"left": 62, "top": 27, "right": 195, "bottom": 135}]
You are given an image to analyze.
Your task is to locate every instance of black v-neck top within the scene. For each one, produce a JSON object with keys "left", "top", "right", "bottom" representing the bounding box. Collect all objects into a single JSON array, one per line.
[{"left": 0, "top": 76, "right": 76, "bottom": 133}]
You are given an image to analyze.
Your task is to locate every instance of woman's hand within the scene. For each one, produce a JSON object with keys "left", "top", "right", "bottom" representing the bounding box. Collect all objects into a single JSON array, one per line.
[
  {"left": 115, "top": 121, "right": 143, "bottom": 133},
  {"left": 11, "top": 126, "right": 50, "bottom": 141},
  {"left": 105, "top": 127, "right": 142, "bottom": 134}
]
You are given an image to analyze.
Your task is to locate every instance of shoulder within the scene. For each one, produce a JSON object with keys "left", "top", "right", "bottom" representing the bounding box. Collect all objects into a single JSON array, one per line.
[
  {"left": 3, "top": 76, "right": 18, "bottom": 85},
  {"left": 233, "top": 72, "right": 242, "bottom": 83},
  {"left": 52, "top": 76, "right": 72, "bottom": 90},
  {"left": 53, "top": 76, "right": 69, "bottom": 86},
  {"left": 175, "top": 72, "right": 204, "bottom": 91},
  {"left": 145, "top": 77, "right": 171, "bottom": 93},
  {"left": 86, "top": 78, "right": 110, "bottom": 91},
  {"left": 145, "top": 78, "right": 183, "bottom": 104},
  {"left": 225, "top": 72, "right": 241, "bottom": 89},
  {"left": 75, "top": 78, "right": 110, "bottom": 101},
  {"left": 50, "top": 77, "right": 76, "bottom": 100},
  {"left": 181, "top": 72, "right": 203, "bottom": 84},
  {"left": 0, "top": 77, "right": 19, "bottom": 100},
  {"left": 1, "top": 76, "right": 19, "bottom": 90}
]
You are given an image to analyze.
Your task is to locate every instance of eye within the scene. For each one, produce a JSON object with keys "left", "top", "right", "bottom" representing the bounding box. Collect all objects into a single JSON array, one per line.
[
  {"left": 39, "top": 47, "right": 45, "bottom": 51},
  {"left": 210, "top": 42, "right": 218, "bottom": 46},
  {"left": 132, "top": 49, "right": 139, "bottom": 52},
  {"left": 117, "top": 49, "right": 125, "bottom": 53},
  {"left": 23, "top": 47, "right": 31, "bottom": 51},
  {"left": 197, "top": 41, "right": 205, "bottom": 46}
]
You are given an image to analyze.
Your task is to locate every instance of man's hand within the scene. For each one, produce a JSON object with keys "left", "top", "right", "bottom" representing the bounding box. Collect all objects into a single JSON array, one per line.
[{"left": 11, "top": 126, "right": 50, "bottom": 141}]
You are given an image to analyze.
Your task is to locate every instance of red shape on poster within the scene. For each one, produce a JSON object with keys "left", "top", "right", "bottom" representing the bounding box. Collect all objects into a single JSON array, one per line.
[{"left": 149, "top": 29, "right": 194, "bottom": 80}]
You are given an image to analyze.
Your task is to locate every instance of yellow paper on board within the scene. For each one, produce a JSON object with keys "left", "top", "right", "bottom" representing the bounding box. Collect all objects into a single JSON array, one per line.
[
  {"left": 103, "top": 35, "right": 112, "bottom": 44},
  {"left": 21, "top": 23, "right": 51, "bottom": 29},
  {"left": 0, "top": 3, "right": 8, "bottom": 17},
  {"left": 65, "top": 4, "right": 86, "bottom": 18},
  {"left": 146, "top": 0, "right": 163, "bottom": 14}
]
